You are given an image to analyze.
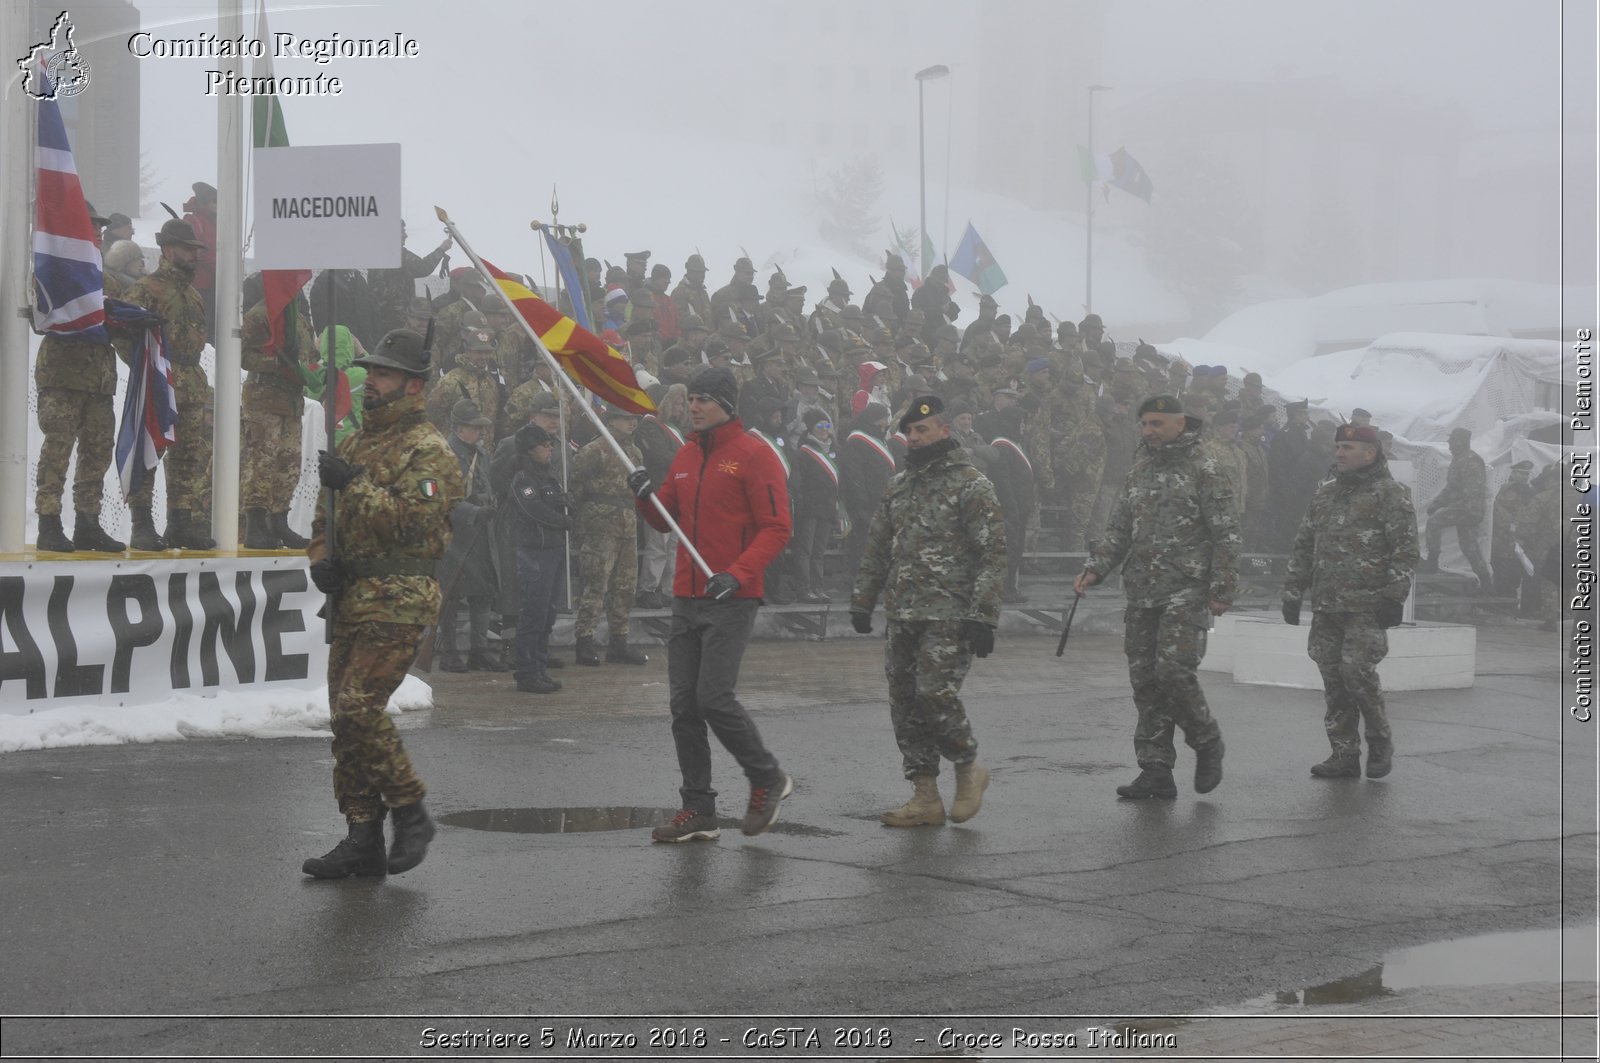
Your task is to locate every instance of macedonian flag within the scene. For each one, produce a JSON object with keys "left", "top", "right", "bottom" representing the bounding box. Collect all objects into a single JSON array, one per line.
[{"left": 480, "top": 257, "right": 655, "bottom": 414}]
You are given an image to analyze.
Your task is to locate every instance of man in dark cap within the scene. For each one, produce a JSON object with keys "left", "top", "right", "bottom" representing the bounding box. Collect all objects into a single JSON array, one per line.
[
  {"left": 181, "top": 181, "right": 220, "bottom": 341},
  {"left": 739, "top": 347, "right": 790, "bottom": 426},
  {"left": 434, "top": 400, "right": 502, "bottom": 673},
  {"left": 1491, "top": 459, "right": 1539, "bottom": 609},
  {"left": 863, "top": 250, "right": 910, "bottom": 327},
  {"left": 671, "top": 254, "right": 713, "bottom": 324},
  {"left": 623, "top": 250, "right": 651, "bottom": 295},
  {"left": 100, "top": 211, "right": 134, "bottom": 257},
  {"left": 1421, "top": 427, "right": 1492, "bottom": 590},
  {"left": 809, "top": 275, "right": 852, "bottom": 339},
  {"left": 508, "top": 422, "right": 571, "bottom": 694},
  {"left": 304, "top": 327, "right": 464, "bottom": 878},
  {"left": 1079, "top": 313, "right": 1106, "bottom": 350},
  {"left": 1076, "top": 395, "right": 1237, "bottom": 800},
  {"left": 851, "top": 395, "right": 1006, "bottom": 827},
  {"left": 116, "top": 218, "right": 213, "bottom": 550},
  {"left": 1350, "top": 407, "right": 1373, "bottom": 428},
  {"left": 1281, "top": 423, "right": 1417, "bottom": 779},
  {"left": 629, "top": 365, "right": 795, "bottom": 841},
  {"left": 710, "top": 256, "right": 758, "bottom": 324}
]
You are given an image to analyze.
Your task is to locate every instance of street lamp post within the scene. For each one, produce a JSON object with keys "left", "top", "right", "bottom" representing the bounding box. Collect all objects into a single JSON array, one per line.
[
  {"left": 1085, "top": 83, "right": 1111, "bottom": 314},
  {"left": 915, "top": 64, "right": 949, "bottom": 278}
]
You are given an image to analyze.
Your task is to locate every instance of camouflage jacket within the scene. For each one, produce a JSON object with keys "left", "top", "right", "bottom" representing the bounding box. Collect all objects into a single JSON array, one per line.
[
  {"left": 1492, "top": 481, "right": 1537, "bottom": 549},
  {"left": 1058, "top": 412, "right": 1106, "bottom": 485},
  {"left": 119, "top": 259, "right": 206, "bottom": 366},
  {"left": 309, "top": 391, "right": 463, "bottom": 626},
  {"left": 671, "top": 280, "right": 712, "bottom": 325},
  {"left": 240, "top": 300, "right": 315, "bottom": 416},
  {"left": 851, "top": 439, "right": 1007, "bottom": 625},
  {"left": 368, "top": 243, "right": 449, "bottom": 334},
  {"left": 1086, "top": 420, "right": 1241, "bottom": 607},
  {"left": 35, "top": 271, "right": 126, "bottom": 394},
  {"left": 1432, "top": 449, "right": 1487, "bottom": 523},
  {"left": 1284, "top": 455, "right": 1418, "bottom": 611},
  {"left": 572, "top": 435, "right": 643, "bottom": 538},
  {"left": 862, "top": 278, "right": 909, "bottom": 325},
  {"left": 1238, "top": 438, "right": 1269, "bottom": 515},
  {"left": 1206, "top": 438, "right": 1250, "bottom": 521},
  {"left": 426, "top": 364, "right": 505, "bottom": 447}
]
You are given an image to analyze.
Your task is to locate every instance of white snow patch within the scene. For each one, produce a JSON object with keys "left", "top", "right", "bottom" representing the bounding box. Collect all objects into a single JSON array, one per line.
[{"left": 0, "top": 675, "right": 433, "bottom": 753}]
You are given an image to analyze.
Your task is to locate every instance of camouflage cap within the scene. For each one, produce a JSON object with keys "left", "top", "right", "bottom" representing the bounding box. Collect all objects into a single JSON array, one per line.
[
  {"left": 684, "top": 254, "right": 708, "bottom": 272},
  {"left": 155, "top": 218, "right": 207, "bottom": 249},
  {"left": 450, "top": 400, "right": 493, "bottom": 427},
  {"left": 354, "top": 329, "right": 431, "bottom": 376}
]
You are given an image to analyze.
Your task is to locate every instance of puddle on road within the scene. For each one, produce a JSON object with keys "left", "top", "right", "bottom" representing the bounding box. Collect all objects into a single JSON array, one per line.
[
  {"left": 1252, "top": 926, "right": 1596, "bottom": 1007},
  {"left": 438, "top": 806, "right": 844, "bottom": 837}
]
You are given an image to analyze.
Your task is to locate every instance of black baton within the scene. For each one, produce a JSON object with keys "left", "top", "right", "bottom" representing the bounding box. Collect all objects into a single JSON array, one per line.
[{"left": 1055, "top": 593, "right": 1083, "bottom": 657}]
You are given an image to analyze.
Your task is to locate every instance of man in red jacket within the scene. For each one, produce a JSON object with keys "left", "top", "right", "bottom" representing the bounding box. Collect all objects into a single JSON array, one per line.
[{"left": 630, "top": 366, "right": 795, "bottom": 842}]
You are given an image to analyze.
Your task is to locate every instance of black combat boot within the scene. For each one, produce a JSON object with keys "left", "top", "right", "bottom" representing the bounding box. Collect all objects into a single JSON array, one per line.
[
  {"left": 387, "top": 801, "right": 436, "bottom": 874},
  {"left": 271, "top": 511, "right": 310, "bottom": 550},
  {"left": 1116, "top": 764, "right": 1178, "bottom": 799},
  {"left": 302, "top": 817, "right": 387, "bottom": 878},
  {"left": 605, "top": 636, "right": 649, "bottom": 665},
  {"left": 72, "top": 513, "right": 125, "bottom": 552},
  {"left": 129, "top": 507, "right": 169, "bottom": 551},
  {"left": 468, "top": 649, "right": 508, "bottom": 672},
  {"left": 1365, "top": 739, "right": 1393, "bottom": 779},
  {"left": 36, "top": 514, "right": 75, "bottom": 552},
  {"left": 168, "top": 509, "right": 215, "bottom": 550},
  {"left": 243, "top": 507, "right": 281, "bottom": 549},
  {"left": 516, "top": 673, "right": 562, "bottom": 694},
  {"left": 575, "top": 635, "right": 602, "bottom": 666},
  {"left": 1194, "top": 738, "right": 1225, "bottom": 794},
  {"left": 436, "top": 653, "right": 468, "bottom": 673}
]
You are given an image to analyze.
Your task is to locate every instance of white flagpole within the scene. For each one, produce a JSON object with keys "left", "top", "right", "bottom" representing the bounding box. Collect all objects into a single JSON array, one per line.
[
  {"left": 433, "top": 207, "right": 715, "bottom": 582},
  {"left": 0, "top": 5, "right": 33, "bottom": 553}
]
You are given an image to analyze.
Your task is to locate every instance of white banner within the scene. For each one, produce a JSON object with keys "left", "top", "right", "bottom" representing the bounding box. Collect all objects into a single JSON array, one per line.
[
  {"left": 251, "top": 143, "right": 402, "bottom": 269},
  {"left": 0, "top": 556, "right": 327, "bottom": 712}
]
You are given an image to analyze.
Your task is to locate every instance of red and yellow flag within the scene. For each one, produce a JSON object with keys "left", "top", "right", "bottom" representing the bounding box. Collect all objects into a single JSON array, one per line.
[{"left": 480, "top": 258, "right": 655, "bottom": 414}]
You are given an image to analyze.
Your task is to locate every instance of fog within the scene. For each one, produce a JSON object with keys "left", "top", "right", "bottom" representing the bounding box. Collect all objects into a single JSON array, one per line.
[{"left": 48, "top": 0, "right": 1600, "bottom": 337}]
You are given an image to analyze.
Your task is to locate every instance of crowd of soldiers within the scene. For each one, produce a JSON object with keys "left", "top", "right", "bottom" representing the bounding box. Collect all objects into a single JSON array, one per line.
[{"left": 33, "top": 209, "right": 1567, "bottom": 662}]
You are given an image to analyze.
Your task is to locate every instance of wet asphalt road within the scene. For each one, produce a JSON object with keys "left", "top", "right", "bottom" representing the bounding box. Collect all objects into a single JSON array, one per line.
[{"left": 0, "top": 624, "right": 1591, "bottom": 1058}]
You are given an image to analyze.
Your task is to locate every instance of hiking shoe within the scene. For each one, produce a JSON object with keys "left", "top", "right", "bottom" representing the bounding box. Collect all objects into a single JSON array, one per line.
[
  {"left": 741, "top": 772, "right": 795, "bottom": 836},
  {"left": 1365, "top": 740, "right": 1393, "bottom": 779},
  {"left": 651, "top": 809, "right": 721, "bottom": 843},
  {"left": 1311, "top": 755, "right": 1361, "bottom": 778},
  {"left": 1116, "top": 765, "right": 1178, "bottom": 799}
]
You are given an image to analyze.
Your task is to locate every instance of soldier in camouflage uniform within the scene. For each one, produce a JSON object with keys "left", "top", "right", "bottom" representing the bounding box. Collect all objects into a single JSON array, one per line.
[
  {"left": 33, "top": 229, "right": 132, "bottom": 553},
  {"left": 435, "top": 401, "right": 504, "bottom": 673},
  {"left": 851, "top": 395, "right": 1007, "bottom": 827},
  {"left": 671, "top": 254, "right": 713, "bottom": 325},
  {"left": 1491, "top": 459, "right": 1539, "bottom": 610},
  {"left": 1058, "top": 397, "right": 1106, "bottom": 550},
  {"left": 118, "top": 219, "right": 214, "bottom": 551},
  {"left": 1421, "top": 427, "right": 1493, "bottom": 590},
  {"left": 426, "top": 318, "right": 505, "bottom": 447},
  {"left": 304, "top": 328, "right": 464, "bottom": 879},
  {"left": 571, "top": 405, "right": 649, "bottom": 667},
  {"left": 432, "top": 271, "right": 487, "bottom": 374},
  {"left": 1281, "top": 424, "right": 1418, "bottom": 779},
  {"left": 1207, "top": 409, "right": 1250, "bottom": 525},
  {"left": 239, "top": 275, "right": 315, "bottom": 550},
  {"left": 862, "top": 251, "right": 909, "bottom": 328},
  {"left": 1077, "top": 395, "right": 1238, "bottom": 800},
  {"left": 1088, "top": 393, "right": 1137, "bottom": 543},
  {"left": 367, "top": 221, "right": 451, "bottom": 337}
]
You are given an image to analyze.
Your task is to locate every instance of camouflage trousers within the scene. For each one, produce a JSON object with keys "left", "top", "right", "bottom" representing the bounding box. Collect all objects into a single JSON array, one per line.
[
  {"left": 575, "top": 532, "right": 636, "bottom": 639},
  {"left": 1124, "top": 603, "right": 1222, "bottom": 768},
  {"left": 884, "top": 618, "right": 979, "bottom": 779},
  {"left": 1425, "top": 505, "right": 1491, "bottom": 581},
  {"left": 130, "top": 365, "right": 213, "bottom": 515},
  {"left": 35, "top": 387, "right": 114, "bottom": 518},
  {"left": 1064, "top": 476, "right": 1100, "bottom": 550},
  {"left": 240, "top": 405, "right": 303, "bottom": 511},
  {"left": 328, "top": 620, "right": 428, "bottom": 823},
  {"left": 1306, "top": 610, "right": 1391, "bottom": 757}
]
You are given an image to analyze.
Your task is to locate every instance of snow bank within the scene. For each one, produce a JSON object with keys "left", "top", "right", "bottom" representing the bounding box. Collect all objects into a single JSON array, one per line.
[{"left": 0, "top": 674, "right": 432, "bottom": 754}]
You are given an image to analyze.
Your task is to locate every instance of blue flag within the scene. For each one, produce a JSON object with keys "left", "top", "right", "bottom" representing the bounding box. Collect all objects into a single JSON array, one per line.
[
  {"left": 541, "top": 231, "right": 591, "bottom": 331},
  {"left": 949, "top": 223, "right": 1008, "bottom": 295}
]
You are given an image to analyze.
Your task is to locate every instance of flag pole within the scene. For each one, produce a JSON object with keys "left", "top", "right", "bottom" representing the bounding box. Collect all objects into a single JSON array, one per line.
[
  {"left": 0, "top": 5, "right": 33, "bottom": 553},
  {"left": 434, "top": 207, "right": 715, "bottom": 582}
]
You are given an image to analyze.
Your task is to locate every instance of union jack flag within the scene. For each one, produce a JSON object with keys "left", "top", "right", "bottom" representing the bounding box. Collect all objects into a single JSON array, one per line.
[
  {"left": 111, "top": 300, "right": 178, "bottom": 500},
  {"left": 30, "top": 60, "right": 105, "bottom": 340}
]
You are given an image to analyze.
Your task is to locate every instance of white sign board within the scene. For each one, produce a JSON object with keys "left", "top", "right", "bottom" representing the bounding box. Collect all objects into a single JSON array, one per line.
[{"left": 251, "top": 143, "right": 402, "bottom": 270}]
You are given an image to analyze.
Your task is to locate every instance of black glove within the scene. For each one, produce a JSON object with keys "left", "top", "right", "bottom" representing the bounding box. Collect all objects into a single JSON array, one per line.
[
  {"left": 961, "top": 619, "right": 995, "bottom": 658},
  {"left": 317, "top": 450, "right": 363, "bottom": 490},
  {"left": 1375, "top": 600, "right": 1403, "bottom": 629},
  {"left": 705, "top": 571, "right": 740, "bottom": 601},
  {"left": 850, "top": 610, "right": 873, "bottom": 635},
  {"left": 1281, "top": 597, "right": 1302, "bottom": 626},
  {"left": 627, "top": 469, "right": 654, "bottom": 500},
  {"left": 309, "top": 559, "right": 343, "bottom": 594},
  {"left": 474, "top": 505, "right": 495, "bottom": 528}
]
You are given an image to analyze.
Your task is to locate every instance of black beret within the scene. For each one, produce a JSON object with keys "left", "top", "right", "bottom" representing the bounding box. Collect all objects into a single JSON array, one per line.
[
  {"left": 898, "top": 394, "right": 944, "bottom": 432},
  {"left": 1137, "top": 395, "right": 1183, "bottom": 416}
]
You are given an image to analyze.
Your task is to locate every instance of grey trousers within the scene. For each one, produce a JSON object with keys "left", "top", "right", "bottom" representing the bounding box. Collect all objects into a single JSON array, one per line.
[{"left": 667, "top": 597, "right": 782, "bottom": 815}]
